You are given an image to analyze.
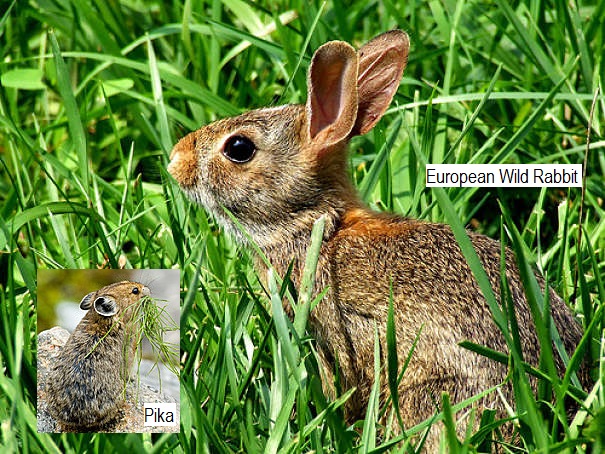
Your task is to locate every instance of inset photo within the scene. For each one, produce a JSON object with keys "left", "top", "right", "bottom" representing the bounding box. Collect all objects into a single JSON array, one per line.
[{"left": 36, "top": 269, "right": 180, "bottom": 433}]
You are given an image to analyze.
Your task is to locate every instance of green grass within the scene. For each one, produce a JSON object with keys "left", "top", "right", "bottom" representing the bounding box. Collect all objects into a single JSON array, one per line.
[{"left": 1, "top": 0, "right": 604, "bottom": 452}]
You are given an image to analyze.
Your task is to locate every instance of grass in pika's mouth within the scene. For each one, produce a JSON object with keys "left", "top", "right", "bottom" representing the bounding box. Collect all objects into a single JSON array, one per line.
[
  {"left": 130, "top": 296, "right": 180, "bottom": 379},
  {"left": 85, "top": 296, "right": 179, "bottom": 399}
]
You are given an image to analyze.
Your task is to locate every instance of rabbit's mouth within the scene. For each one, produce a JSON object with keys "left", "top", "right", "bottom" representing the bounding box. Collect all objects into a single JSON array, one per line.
[{"left": 167, "top": 159, "right": 196, "bottom": 189}]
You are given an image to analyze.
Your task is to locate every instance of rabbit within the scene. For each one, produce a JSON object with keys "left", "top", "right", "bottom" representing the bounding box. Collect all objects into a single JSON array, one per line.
[{"left": 168, "top": 30, "right": 586, "bottom": 449}]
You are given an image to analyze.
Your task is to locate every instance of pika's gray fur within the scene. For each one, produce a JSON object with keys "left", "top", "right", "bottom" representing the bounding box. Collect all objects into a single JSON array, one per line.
[{"left": 46, "top": 281, "right": 150, "bottom": 430}]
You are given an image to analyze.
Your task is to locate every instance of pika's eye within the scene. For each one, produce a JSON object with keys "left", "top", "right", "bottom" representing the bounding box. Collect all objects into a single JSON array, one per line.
[
  {"left": 223, "top": 135, "right": 256, "bottom": 163},
  {"left": 132, "top": 287, "right": 139, "bottom": 295}
]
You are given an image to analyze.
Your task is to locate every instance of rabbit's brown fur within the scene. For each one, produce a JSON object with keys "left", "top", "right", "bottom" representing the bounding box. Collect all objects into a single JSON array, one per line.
[{"left": 168, "top": 31, "right": 586, "bottom": 449}]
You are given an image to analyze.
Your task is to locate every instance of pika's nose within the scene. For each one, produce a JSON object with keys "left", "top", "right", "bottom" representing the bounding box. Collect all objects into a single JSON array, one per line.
[{"left": 142, "top": 286, "right": 151, "bottom": 297}]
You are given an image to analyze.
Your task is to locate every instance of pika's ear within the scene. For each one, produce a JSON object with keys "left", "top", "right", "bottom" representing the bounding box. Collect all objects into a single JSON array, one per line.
[
  {"left": 93, "top": 296, "right": 118, "bottom": 317},
  {"left": 352, "top": 30, "right": 409, "bottom": 136},
  {"left": 79, "top": 292, "right": 95, "bottom": 310},
  {"left": 306, "top": 40, "right": 358, "bottom": 153}
]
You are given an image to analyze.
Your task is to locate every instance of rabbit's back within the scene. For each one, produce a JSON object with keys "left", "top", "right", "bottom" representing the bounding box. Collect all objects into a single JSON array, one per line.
[{"left": 310, "top": 208, "right": 583, "bottom": 425}]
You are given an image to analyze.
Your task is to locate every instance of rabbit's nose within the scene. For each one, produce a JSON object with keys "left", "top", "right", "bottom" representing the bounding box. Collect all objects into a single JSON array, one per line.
[
  {"left": 168, "top": 132, "right": 201, "bottom": 188},
  {"left": 169, "top": 131, "right": 197, "bottom": 160}
]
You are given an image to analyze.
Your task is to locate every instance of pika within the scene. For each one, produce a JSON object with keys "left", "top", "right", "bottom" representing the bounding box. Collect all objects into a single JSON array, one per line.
[{"left": 46, "top": 281, "right": 150, "bottom": 430}]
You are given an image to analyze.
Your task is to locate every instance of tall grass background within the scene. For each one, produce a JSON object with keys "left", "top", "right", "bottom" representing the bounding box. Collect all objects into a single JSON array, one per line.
[{"left": 0, "top": 0, "right": 603, "bottom": 452}]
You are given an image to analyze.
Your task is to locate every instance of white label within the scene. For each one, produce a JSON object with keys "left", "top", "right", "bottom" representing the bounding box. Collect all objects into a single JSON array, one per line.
[
  {"left": 144, "top": 403, "right": 177, "bottom": 426},
  {"left": 425, "top": 164, "right": 582, "bottom": 187}
]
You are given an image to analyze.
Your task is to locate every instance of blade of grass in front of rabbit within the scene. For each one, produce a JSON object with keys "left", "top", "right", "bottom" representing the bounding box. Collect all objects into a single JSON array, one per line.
[{"left": 294, "top": 215, "right": 325, "bottom": 337}]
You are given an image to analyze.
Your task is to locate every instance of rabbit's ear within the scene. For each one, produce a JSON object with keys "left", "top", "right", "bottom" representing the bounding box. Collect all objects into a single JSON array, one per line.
[
  {"left": 306, "top": 40, "right": 358, "bottom": 152},
  {"left": 352, "top": 30, "right": 409, "bottom": 136}
]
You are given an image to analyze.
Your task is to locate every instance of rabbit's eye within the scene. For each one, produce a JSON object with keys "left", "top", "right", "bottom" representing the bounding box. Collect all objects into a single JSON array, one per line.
[{"left": 223, "top": 135, "right": 256, "bottom": 163}]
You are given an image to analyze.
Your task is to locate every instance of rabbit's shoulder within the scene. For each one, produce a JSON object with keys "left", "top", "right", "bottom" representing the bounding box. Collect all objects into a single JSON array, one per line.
[{"left": 327, "top": 209, "right": 507, "bottom": 297}]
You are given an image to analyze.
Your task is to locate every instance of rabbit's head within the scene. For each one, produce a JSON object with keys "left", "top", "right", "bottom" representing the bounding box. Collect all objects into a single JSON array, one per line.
[{"left": 168, "top": 31, "right": 409, "bottom": 247}]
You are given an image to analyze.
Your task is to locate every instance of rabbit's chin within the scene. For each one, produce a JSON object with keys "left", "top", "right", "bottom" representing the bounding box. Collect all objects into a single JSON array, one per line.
[
  {"left": 183, "top": 186, "right": 338, "bottom": 250},
  {"left": 178, "top": 186, "right": 270, "bottom": 248}
]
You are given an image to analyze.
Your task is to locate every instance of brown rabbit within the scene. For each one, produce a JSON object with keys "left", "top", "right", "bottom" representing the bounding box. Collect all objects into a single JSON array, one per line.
[{"left": 168, "top": 31, "right": 585, "bottom": 449}]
